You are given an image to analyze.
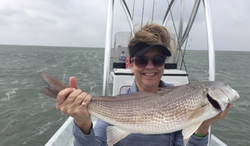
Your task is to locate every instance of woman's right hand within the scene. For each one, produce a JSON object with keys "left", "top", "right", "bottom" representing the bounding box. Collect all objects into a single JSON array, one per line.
[{"left": 56, "top": 76, "right": 92, "bottom": 134}]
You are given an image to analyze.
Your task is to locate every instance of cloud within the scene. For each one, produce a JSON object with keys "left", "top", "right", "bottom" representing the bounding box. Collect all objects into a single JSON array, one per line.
[
  {"left": 0, "top": 0, "right": 249, "bottom": 51},
  {"left": 209, "top": 1, "right": 250, "bottom": 51},
  {"left": 0, "top": 0, "right": 108, "bottom": 47}
]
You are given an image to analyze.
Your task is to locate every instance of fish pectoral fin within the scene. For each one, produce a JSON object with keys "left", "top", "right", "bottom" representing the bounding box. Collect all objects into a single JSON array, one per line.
[
  {"left": 187, "top": 105, "right": 208, "bottom": 121},
  {"left": 106, "top": 126, "right": 129, "bottom": 146},
  {"left": 182, "top": 122, "right": 202, "bottom": 139}
]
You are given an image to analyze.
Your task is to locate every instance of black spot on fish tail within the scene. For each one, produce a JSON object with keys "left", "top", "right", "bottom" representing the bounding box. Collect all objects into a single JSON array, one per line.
[{"left": 207, "top": 94, "right": 221, "bottom": 110}]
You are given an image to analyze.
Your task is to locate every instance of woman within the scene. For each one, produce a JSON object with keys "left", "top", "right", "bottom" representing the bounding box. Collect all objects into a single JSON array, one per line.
[{"left": 56, "top": 23, "right": 232, "bottom": 146}]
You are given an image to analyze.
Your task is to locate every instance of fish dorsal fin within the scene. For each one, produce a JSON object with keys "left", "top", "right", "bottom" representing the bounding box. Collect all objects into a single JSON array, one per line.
[
  {"left": 157, "top": 86, "right": 181, "bottom": 96},
  {"left": 182, "top": 122, "right": 202, "bottom": 139},
  {"left": 107, "top": 126, "right": 129, "bottom": 146},
  {"left": 93, "top": 92, "right": 156, "bottom": 102},
  {"left": 186, "top": 105, "right": 208, "bottom": 121}
]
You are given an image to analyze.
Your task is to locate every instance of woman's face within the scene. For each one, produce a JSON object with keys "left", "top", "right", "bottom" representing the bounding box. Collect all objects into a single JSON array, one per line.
[{"left": 130, "top": 47, "right": 165, "bottom": 91}]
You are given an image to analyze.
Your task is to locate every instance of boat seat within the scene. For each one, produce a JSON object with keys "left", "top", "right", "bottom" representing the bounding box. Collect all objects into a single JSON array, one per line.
[{"left": 119, "top": 84, "right": 131, "bottom": 94}]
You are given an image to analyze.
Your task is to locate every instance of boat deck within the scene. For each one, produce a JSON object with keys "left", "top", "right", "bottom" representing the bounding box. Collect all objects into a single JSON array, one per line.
[{"left": 45, "top": 117, "right": 227, "bottom": 146}]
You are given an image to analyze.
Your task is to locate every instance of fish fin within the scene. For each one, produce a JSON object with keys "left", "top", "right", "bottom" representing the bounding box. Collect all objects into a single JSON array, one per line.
[
  {"left": 93, "top": 92, "right": 156, "bottom": 102},
  {"left": 182, "top": 122, "right": 202, "bottom": 139},
  {"left": 106, "top": 126, "right": 129, "bottom": 146},
  {"left": 40, "top": 87, "right": 57, "bottom": 99},
  {"left": 187, "top": 105, "right": 207, "bottom": 121},
  {"left": 40, "top": 72, "right": 68, "bottom": 99}
]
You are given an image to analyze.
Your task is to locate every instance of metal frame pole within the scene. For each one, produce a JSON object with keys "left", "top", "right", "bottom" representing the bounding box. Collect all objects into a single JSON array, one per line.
[
  {"left": 102, "top": 0, "right": 114, "bottom": 96},
  {"left": 202, "top": 0, "right": 216, "bottom": 145}
]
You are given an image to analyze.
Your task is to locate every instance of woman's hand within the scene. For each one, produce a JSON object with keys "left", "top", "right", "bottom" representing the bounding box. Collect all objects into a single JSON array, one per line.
[
  {"left": 56, "top": 76, "right": 92, "bottom": 134},
  {"left": 196, "top": 103, "right": 232, "bottom": 135}
]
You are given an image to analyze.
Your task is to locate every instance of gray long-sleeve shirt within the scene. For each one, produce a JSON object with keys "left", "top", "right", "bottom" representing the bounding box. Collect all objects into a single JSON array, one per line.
[{"left": 73, "top": 80, "right": 208, "bottom": 146}]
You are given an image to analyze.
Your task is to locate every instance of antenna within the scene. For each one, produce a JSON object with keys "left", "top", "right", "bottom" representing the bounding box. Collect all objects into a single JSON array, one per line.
[
  {"left": 141, "top": 0, "right": 145, "bottom": 27},
  {"left": 151, "top": 0, "right": 156, "bottom": 22},
  {"left": 132, "top": 0, "right": 135, "bottom": 21}
]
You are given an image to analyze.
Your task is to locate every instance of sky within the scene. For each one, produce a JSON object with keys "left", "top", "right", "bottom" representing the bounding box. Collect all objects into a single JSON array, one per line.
[{"left": 0, "top": 0, "right": 249, "bottom": 51}]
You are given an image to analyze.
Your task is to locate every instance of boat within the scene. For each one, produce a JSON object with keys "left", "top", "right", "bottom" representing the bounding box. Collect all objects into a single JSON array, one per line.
[{"left": 45, "top": 0, "right": 227, "bottom": 145}]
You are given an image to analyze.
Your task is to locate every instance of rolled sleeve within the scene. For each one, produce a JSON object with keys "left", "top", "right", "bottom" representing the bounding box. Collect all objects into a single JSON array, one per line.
[{"left": 73, "top": 122, "right": 98, "bottom": 146}]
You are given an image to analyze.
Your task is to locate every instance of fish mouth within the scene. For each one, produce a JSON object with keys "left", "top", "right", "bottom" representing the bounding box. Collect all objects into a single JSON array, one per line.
[
  {"left": 233, "top": 89, "right": 240, "bottom": 100},
  {"left": 207, "top": 93, "right": 221, "bottom": 110}
]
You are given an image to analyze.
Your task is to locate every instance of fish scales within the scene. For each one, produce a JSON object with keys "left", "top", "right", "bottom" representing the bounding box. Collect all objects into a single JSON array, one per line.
[{"left": 88, "top": 83, "right": 208, "bottom": 134}]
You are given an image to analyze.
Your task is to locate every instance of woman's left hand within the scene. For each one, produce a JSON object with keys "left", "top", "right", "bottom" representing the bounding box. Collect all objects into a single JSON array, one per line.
[{"left": 196, "top": 103, "right": 232, "bottom": 135}]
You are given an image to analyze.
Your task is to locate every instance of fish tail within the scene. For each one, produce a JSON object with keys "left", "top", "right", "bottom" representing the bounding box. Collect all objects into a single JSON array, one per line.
[{"left": 40, "top": 72, "right": 68, "bottom": 99}]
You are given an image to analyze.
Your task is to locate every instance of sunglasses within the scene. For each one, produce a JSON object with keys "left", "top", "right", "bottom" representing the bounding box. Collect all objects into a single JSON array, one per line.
[{"left": 131, "top": 55, "right": 166, "bottom": 68}]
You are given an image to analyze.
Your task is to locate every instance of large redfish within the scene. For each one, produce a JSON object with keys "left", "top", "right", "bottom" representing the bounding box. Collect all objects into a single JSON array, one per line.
[{"left": 40, "top": 72, "right": 239, "bottom": 146}]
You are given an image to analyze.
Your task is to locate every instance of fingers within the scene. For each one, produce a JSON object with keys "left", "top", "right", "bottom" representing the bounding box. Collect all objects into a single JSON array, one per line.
[
  {"left": 216, "top": 103, "right": 232, "bottom": 120},
  {"left": 56, "top": 88, "right": 92, "bottom": 114},
  {"left": 69, "top": 76, "right": 77, "bottom": 89},
  {"left": 80, "top": 94, "right": 92, "bottom": 107},
  {"left": 226, "top": 103, "right": 232, "bottom": 109},
  {"left": 202, "top": 103, "right": 233, "bottom": 128},
  {"left": 214, "top": 103, "right": 233, "bottom": 122},
  {"left": 69, "top": 92, "right": 91, "bottom": 107},
  {"left": 56, "top": 88, "right": 76, "bottom": 105},
  {"left": 56, "top": 88, "right": 82, "bottom": 110},
  {"left": 56, "top": 76, "right": 78, "bottom": 107},
  {"left": 67, "top": 92, "right": 92, "bottom": 119}
]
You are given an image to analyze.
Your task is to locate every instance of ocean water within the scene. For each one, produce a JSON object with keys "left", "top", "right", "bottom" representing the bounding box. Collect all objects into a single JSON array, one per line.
[{"left": 0, "top": 45, "right": 249, "bottom": 146}]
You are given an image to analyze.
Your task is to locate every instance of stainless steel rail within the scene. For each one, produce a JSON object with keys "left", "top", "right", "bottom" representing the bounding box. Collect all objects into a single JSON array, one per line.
[{"left": 102, "top": 0, "right": 114, "bottom": 96}]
